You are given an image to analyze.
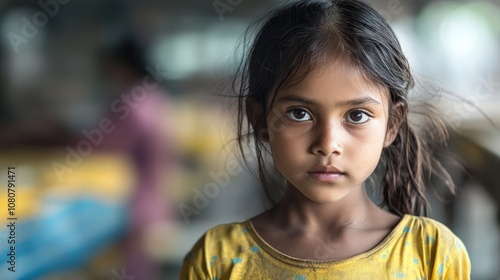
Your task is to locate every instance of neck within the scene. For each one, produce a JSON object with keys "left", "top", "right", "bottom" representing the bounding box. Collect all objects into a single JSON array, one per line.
[{"left": 271, "top": 183, "right": 380, "bottom": 235}]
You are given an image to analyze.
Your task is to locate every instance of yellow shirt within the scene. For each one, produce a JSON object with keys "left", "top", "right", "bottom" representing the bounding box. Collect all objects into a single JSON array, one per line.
[{"left": 180, "top": 215, "right": 470, "bottom": 279}]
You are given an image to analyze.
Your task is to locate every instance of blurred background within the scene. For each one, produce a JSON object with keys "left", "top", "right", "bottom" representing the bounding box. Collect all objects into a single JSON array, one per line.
[{"left": 0, "top": 0, "right": 498, "bottom": 279}]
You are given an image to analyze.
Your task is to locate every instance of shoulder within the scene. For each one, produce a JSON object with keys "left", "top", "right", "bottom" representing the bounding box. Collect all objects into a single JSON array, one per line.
[
  {"left": 186, "top": 221, "right": 250, "bottom": 258},
  {"left": 402, "top": 215, "right": 465, "bottom": 246},
  {"left": 201, "top": 221, "right": 252, "bottom": 247},
  {"left": 180, "top": 221, "right": 253, "bottom": 278},
  {"left": 403, "top": 215, "right": 451, "bottom": 232},
  {"left": 400, "top": 215, "right": 470, "bottom": 278}
]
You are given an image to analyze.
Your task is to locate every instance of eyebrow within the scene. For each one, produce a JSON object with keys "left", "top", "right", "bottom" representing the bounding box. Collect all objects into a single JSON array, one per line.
[{"left": 276, "top": 95, "right": 381, "bottom": 107}]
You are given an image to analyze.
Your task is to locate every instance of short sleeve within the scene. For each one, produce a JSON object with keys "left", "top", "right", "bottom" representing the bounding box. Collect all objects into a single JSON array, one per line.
[
  {"left": 444, "top": 238, "right": 471, "bottom": 280},
  {"left": 427, "top": 226, "right": 471, "bottom": 280},
  {"left": 179, "top": 234, "right": 211, "bottom": 280},
  {"left": 411, "top": 216, "right": 471, "bottom": 280}
]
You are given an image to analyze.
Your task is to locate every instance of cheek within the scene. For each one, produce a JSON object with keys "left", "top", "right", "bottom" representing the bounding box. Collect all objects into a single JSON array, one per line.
[
  {"left": 351, "top": 133, "right": 386, "bottom": 168},
  {"left": 350, "top": 120, "right": 387, "bottom": 144},
  {"left": 268, "top": 139, "right": 294, "bottom": 176},
  {"left": 269, "top": 130, "right": 301, "bottom": 158},
  {"left": 268, "top": 128, "right": 310, "bottom": 171},
  {"left": 345, "top": 123, "right": 387, "bottom": 158},
  {"left": 267, "top": 112, "right": 311, "bottom": 142}
]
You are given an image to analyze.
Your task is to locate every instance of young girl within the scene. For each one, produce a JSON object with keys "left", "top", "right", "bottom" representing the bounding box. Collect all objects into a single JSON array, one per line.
[{"left": 181, "top": 0, "right": 471, "bottom": 279}]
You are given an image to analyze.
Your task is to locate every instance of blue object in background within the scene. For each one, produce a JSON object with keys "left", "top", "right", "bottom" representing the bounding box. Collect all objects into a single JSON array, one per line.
[{"left": 0, "top": 194, "right": 128, "bottom": 280}]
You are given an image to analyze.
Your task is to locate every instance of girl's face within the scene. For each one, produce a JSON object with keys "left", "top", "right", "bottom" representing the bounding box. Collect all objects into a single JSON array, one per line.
[{"left": 265, "top": 60, "right": 394, "bottom": 203}]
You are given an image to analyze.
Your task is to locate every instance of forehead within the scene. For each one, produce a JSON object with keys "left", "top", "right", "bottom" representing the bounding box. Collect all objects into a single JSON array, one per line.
[{"left": 276, "top": 60, "right": 389, "bottom": 105}]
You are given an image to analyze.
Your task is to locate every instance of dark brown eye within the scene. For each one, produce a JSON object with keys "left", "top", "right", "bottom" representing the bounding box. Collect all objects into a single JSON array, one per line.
[
  {"left": 287, "top": 108, "right": 311, "bottom": 122},
  {"left": 346, "top": 110, "right": 369, "bottom": 124}
]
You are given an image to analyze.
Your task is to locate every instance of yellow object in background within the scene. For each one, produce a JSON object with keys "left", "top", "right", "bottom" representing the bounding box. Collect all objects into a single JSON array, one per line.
[{"left": 0, "top": 149, "right": 136, "bottom": 221}]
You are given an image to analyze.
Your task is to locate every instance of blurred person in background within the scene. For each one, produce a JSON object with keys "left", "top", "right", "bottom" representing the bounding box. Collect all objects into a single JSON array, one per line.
[{"left": 95, "top": 36, "right": 178, "bottom": 280}]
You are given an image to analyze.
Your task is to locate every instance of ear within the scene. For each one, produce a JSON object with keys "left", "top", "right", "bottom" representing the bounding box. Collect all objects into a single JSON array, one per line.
[
  {"left": 383, "top": 101, "right": 405, "bottom": 148},
  {"left": 246, "top": 97, "right": 269, "bottom": 142}
]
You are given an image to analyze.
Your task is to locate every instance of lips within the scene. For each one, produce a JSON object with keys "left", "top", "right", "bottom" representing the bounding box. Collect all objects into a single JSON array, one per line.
[
  {"left": 309, "top": 165, "right": 343, "bottom": 173},
  {"left": 308, "top": 166, "right": 345, "bottom": 182}
]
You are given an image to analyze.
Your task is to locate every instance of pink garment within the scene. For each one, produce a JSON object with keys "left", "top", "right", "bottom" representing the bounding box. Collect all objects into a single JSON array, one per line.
[{"left": 75, "top": 87, "right": 175, "bottom": 279}]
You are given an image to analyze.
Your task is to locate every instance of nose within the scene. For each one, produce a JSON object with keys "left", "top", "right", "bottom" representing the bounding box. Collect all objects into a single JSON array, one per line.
[{"left": 311, "top": 121, "right": 344, "bottom": 156}]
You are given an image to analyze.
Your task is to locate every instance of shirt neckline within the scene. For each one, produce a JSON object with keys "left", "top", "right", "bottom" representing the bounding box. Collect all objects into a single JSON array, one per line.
[{"left": 245, "top": 214, "right": 411, "bottom": 268}]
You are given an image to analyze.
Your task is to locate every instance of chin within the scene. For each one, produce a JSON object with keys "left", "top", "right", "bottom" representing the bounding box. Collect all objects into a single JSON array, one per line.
[{"left": 300, "top": 189, "right": 352, "bottom": 204}]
